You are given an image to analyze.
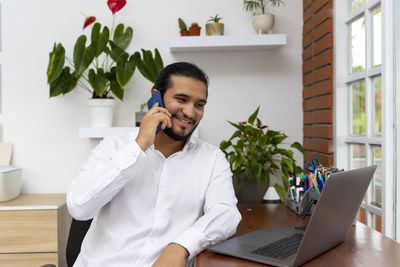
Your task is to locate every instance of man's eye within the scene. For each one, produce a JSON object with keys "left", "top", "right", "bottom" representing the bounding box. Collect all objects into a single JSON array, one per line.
[
  {"left": 177, "top": 98, "right": 185, "bottom": 102},
  {"left": 196, "top": 103, "right": 205, "bottom": 108}
]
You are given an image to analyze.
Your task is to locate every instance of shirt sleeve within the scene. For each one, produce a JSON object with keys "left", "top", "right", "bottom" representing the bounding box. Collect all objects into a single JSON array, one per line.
[
  {"left": 172, "top": 149, "right": 242, "bottom": 259},
  {"left": 67, "top": 135, "right": 147, "bottom": 220}
]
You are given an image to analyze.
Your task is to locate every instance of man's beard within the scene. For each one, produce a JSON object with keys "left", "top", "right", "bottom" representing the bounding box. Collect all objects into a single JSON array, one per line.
[{"left": 163, "top": 114, "right": 198, "bottom": 141}]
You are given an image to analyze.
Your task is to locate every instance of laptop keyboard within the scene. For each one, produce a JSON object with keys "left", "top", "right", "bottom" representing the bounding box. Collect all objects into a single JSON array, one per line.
[{"left": 250, "top": 233, "right": 303, "bottom": 260}]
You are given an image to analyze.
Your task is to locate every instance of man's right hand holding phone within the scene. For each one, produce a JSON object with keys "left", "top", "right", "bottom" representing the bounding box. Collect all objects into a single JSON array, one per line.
[{"left": 135, "top": 102, "right": 172, "bottom": 151}]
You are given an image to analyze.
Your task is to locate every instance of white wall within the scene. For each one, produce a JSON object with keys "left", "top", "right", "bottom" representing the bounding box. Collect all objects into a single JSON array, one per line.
[{"left": 0, "top": 0, "right": 303, "bottom": 193}]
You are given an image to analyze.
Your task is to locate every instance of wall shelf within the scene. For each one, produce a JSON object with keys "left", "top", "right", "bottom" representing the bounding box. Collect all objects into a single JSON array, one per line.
[
  {"left": 79, "top": 127, "right": 139, "bottom": 139},
  {"left": 168, "top": 34, "right": 287, "bottom": 52}
]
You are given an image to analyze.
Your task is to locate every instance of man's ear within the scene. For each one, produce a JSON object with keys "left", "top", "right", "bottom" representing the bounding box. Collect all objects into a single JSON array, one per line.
[{"left": 151, "top": 89, "right": 158, "bottom": 96}]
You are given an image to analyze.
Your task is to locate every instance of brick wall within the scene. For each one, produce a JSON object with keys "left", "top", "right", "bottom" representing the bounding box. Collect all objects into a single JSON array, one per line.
[{"left": 302, "top": 0, "right": 334, "bottom": 165}]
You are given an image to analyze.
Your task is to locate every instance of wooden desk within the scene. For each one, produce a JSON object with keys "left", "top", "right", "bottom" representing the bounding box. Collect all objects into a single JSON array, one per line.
[
  {"left": 0, "top": 194, "right": 71, "bottom": 267},
  {"left": 198, "top": 204, "right": 400, "bottom": 267}
]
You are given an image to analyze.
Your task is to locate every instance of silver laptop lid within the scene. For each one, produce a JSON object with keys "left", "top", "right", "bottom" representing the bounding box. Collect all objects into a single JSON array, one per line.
[{"left": 292, "top": 165, "right": 377, "bottom": 267}]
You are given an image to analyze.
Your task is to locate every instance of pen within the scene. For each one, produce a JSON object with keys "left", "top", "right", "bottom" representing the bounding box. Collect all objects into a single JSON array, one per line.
[{"left": 311, "top": 178, "right": 321, "bottom": 195}]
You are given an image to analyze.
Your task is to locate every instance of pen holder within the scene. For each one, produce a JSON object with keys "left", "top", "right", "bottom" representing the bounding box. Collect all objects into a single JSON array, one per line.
[{"left": 285, "top": 187, "right": 319, "bottom": 218}]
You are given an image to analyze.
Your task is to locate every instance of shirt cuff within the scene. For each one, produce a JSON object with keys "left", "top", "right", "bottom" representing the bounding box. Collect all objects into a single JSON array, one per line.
[
  {"left": 112, "top": 140, "right": 143, "bottom": 171},
  {"left": 172, "top": 228, "right": 208, "bottom": 260}
]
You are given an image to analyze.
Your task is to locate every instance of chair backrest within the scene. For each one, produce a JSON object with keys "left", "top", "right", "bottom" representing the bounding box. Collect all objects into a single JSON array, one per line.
[{"left": 66, "top": 218, "right": 93, "bottom": 267}]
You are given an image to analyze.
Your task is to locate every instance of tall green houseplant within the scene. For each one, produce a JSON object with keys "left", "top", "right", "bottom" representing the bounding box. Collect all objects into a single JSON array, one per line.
[{"left": 220, "top": 106, "right": 305, "bottom": 203}]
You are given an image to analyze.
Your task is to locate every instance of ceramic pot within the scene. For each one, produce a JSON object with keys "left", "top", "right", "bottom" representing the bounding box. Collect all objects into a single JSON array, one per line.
[
  {"left": 205, "top": 23, "right": 224, "bottom": 36},
  {"left": 234, "top": 174, "right": 268, "bottom": 204},
  {"left": 180, "top": 30, "right": 190, "bottom": 36},
  {"left": 252, "top": 14, "right": 275, "bottom": 34},
  {"left": 87, "top": 98, "right": 116, "bottom": 127},
  {"left": 189, "top": 26, "right": 201, "bottom": 36}
]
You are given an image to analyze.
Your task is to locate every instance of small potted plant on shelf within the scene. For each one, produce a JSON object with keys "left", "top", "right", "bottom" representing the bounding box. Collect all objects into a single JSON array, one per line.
[
  {"left": 178, "top": 18, "right": 190, "bottom": 36},
  {"left": 135, "top": 103, "right": 147, "bottom": 127},
  {"left": 189, "top": 22, "right": 201, "bottom": 36},
  {"left": 220, "top": 106, "right": 304, "bottom": 204},
  {"left": 206, "top": 14, "right": 224, "bottom": 36},
  {"left": 243, "top": 0, "right": 284, "bottom": 34}
]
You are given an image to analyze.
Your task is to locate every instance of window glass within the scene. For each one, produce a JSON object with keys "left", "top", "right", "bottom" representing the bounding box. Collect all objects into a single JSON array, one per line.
[
  {"left": 374, "top": 76, "right": 382, "bottom": 135},
  {"left": 373, "top": 214, "right": 382, "bottom": 233},
  {"left": 372, "top": 146, "right": 383, "bottom": 207},
  {"left": 373, "top": 6, "right": 382, "bottom": 67},
  {"left": 351, "top": 16, "right": 366, "bottom": 73},
  {"left": 350, "top": 144, "right": 367, "bottom": 169},
  {"left": 351, "top": 81, "right": 366, "bottom": 135}
]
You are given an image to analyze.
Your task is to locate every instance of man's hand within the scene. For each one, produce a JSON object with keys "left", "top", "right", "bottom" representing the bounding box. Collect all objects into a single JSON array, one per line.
[
  {"left": 152, "top": 243, "right": 189, "bottom": 267},
  {"left": 135, "top": 102, "right": 172, "bottom": 151}
]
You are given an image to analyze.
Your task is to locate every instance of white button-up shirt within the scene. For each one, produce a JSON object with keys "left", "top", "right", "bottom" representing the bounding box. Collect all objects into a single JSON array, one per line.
[{"left": 67, "top": 132, "right": 241, "bottom": 267}]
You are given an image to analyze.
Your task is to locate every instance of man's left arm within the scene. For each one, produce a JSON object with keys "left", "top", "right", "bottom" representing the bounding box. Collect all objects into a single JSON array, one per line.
[{"left": 170, "top": 149, "right": 242, "bottom": 260}]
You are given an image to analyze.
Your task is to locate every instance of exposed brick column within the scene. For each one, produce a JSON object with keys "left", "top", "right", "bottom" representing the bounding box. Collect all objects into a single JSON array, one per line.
[{"left": 302, "top": 0, "right": 334, "bottom": 166}]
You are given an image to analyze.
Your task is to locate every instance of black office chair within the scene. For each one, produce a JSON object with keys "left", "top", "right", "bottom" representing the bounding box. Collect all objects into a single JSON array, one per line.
[{"left": 65, "top": 218, "right": 93, "bottom": 267}]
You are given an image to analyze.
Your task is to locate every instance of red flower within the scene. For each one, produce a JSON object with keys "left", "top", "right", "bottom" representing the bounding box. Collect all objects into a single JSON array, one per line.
[
  {"left": 107, "top": 0, "right": 127, "bottom": 14},
  {"left": 260, "top": 125, "right": 268, "bottom": 129},
  {"left": 83, "top": 16, "right": 96, "bottom": 29},
  {"left": 241, "top": 121, "right": 247, "bottom": 125},
  {"left": 254, "top": 135, "right": 258, "bottom": 139}
]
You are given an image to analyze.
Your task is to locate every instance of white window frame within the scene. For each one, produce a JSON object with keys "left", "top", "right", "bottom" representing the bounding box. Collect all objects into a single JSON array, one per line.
[{"left": 334, "top": 0, "right": 395, "bottom": 238}]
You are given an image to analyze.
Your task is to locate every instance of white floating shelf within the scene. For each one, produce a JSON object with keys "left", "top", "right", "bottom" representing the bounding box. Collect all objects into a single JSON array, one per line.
[
  {"left": 168, "top": 34, "right": 287, "bottom": 52},
  {"left": 79, "top": 127, "right": 139, "bottom": 139}
]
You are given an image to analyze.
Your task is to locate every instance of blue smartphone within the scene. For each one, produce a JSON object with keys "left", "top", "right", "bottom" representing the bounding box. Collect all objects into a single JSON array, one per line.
[{"left": 147, "top": 90, "right": 164, "bottom": 134}]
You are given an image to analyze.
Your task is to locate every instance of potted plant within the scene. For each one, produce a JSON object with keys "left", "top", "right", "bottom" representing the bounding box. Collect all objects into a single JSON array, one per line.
[
  {"left": 46, "top": 0, "right": 140, "bottom": 127},
  {"left": 178, "top": 18, "right": 190, "bottom": 36},
  {"left": 189, "top": 23, "right": 201, "bottom": 36},
  {"left": 135, "top": 103, "right": 147, "bottom": 127},
  {"left": 206, "top": 14, "right": 224, "bottom": 36},
  {"left": 243, "top": 0, "right": 284, "bottom": 34},
  {"left": 220, "top": 106, "right": 304, "bottom": 204}
]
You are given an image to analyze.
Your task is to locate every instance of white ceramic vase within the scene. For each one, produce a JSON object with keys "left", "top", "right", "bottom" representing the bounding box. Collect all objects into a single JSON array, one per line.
[
  {"left": 252, "top": 14, "right": 275, "bottom": 34},
  {"left": 88, "top": 98, "right": 116, "bottom": 127}
]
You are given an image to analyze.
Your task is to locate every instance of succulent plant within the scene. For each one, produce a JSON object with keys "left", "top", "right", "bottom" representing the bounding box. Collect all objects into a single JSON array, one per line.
[
  {"left": 207, "top": 14, "right": 223, "bottom": 23},
  {"left": 178, "top": 18, "right": 187, "bottom": 31}
]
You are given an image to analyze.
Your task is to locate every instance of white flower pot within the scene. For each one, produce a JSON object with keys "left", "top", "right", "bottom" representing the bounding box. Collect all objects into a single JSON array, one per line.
[
  {"left": 252, "top": 14, "right": 275, "bottom": 34},
  {"left": 88, "top": 98, "right": 116, "bottom": 127}
]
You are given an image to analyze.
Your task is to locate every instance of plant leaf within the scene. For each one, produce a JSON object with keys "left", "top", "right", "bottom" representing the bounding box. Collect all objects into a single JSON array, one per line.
[
  {"left": 220, "top": 140, "right": 232, "bottom": 151},
  {"left": 271, "top": 135, "right": 287, "bottom": 144},
  {"left": 248, "top": 106, "right": 260, "bottom": 124},
  {"left": 154, "top": 48, "right": 164, "bottom": 74},
  {"left": 73, "top": 35, "right": 95, "bottom": 77},
  {"left": 90, "top": 23, "right": 110, "bottom": 57},
  {"left": 47, "top": 43, "right": 65, "bottom": 83},
  {"left": 274, "top": 184, "right": 286, "bottom": 204},
  {"left": 116, "top": 53, "right": 139, "bottom": 87},
  {"left": 49, "top": 67, "right": 77, "bottom": 97},
  {"left": 142, "top": 49, "right": 158, "bottom": 81},
  {"left": 104, "top": 40, "right": 125, "bottom": 62},
  {"left": 88, "top": 68, "right": 108, "bottom": 96},
  {"left": 291, "top": 141, "right": 305, "bottom": 154},
  {"left": 113, "top": 23, "right": 133, "bottom": 50}
]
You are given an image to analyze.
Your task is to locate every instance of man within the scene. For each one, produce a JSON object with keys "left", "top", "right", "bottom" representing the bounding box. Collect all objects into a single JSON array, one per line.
[{"left": 67, "top": 62, "right": 241, "bottom": 267}]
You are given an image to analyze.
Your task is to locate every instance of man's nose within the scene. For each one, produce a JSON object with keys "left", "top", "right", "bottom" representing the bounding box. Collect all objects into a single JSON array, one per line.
[{"left": 182, "top": 103, "right": 196, "bottom": 119}]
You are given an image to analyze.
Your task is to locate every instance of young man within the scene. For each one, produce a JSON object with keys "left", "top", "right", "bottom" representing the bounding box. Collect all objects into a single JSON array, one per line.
[{"left": 67, "top": 62, "right": 241, "bottom": 267}]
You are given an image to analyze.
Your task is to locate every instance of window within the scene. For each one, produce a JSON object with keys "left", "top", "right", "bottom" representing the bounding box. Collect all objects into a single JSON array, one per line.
[{"left": 335, "top": 0, "right": 395, "bottom": 238}]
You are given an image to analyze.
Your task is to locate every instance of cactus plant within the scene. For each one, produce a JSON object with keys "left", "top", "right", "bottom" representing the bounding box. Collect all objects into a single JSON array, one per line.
[{"left": 178, "top": 18, "right": 187, "bottom": 31}]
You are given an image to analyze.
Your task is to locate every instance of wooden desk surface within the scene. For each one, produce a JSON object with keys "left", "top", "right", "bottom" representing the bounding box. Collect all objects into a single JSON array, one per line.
[{"left": 198, "top": 204, "right": 400, "bottom": 267}]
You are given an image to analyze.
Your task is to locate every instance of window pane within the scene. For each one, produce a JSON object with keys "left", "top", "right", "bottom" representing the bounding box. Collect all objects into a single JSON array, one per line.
[
  {"left": 350, "top": 144, "right": 366, "bottom": 169},
  {"left": 351, "top": 16, "right": 366, "bottom": 73},
  {"left": 374, "top": 76, "right": 382, "bottom": 135},
  {"left": 351, "top": 81, "right": 366, "bottom": 135},
  {"left": 351, "top": 0, "right": 365, "bottom": 11},
  {"left": 373, "top": 6, "right": 382, "bottom": 66},
  {"left": 372, "top": 146, "right": 383, "bottom": 207}
]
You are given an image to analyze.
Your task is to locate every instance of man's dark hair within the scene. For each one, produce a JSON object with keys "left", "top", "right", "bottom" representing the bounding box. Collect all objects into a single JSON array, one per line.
[{"left": 152, "top": 62, "right": 209, "bottom": 97}]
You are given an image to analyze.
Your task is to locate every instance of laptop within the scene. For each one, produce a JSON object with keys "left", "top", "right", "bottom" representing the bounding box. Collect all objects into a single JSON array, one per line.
[{"left": 207, "top": 165, "right": 377, "bottom": 267}]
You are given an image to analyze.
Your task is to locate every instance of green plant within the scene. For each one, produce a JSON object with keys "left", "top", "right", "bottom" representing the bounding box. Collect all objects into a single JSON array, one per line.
[
  {"left": 219, "top": 106, "right": 304, "bottom": 203},
  {"left": 190, "top": 22, "right": 200, "bottom": 28},
  {"left": 243, "top": 0, "right": 284, "bottom": 14},
  {"left": 178, "top": 18, "right": 188, "bottom": 31},
  {"left": 136, "top": 49, "right": 164, "bottom": 83},
  {"left": 139, "top": 102, "right": 147, "bottom": 112},
  {"left": 207, "top": 14, "right": 223, "bottom": 23},
  {"left": 47, "top": 0, "right": 139, "bottom": 100}
]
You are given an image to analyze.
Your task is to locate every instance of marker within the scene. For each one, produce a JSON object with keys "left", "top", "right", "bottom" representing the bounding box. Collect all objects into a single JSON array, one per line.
[
  {"left": 318, "top": 173, "right": 325, "bottom": 191},
  {"left": 311, "top": 178, "right": 321, "bottom": 195}
]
